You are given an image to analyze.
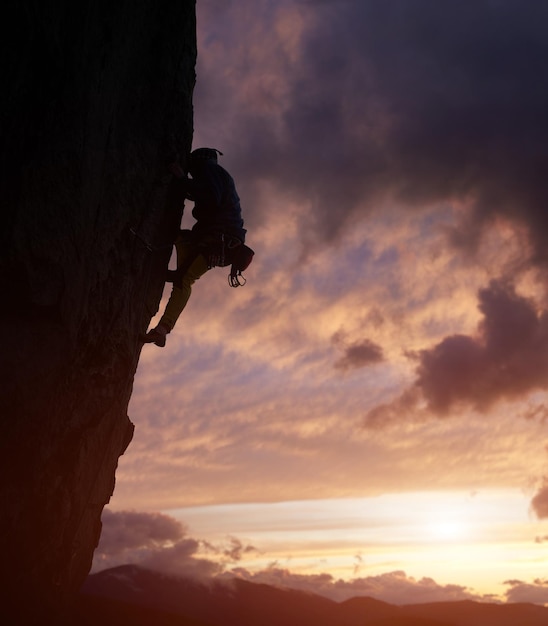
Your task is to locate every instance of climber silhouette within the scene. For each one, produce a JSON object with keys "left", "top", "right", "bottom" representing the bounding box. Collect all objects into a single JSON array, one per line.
[{"left": 141, "top": 147, "right": 249, "bottom": 347}]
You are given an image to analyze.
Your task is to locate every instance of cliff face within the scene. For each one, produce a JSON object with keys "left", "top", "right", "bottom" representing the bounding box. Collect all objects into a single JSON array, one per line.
[{"left": 0, "top": 1, "right": 196, "bottom": 621}]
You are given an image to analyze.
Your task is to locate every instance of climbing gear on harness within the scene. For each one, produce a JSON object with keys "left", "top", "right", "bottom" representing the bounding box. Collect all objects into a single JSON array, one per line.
[
  {"left": 200, "top": 233, "right": 254, "bottom": 287},
  {"left": 163, "top": 230, "right": 254, "bottom": 288},
  {"left": 204, "top": 232, "right": 242, "bottom": 269},
  {"left": 228, "top": 243, "right": 254, "bottom": 287}
]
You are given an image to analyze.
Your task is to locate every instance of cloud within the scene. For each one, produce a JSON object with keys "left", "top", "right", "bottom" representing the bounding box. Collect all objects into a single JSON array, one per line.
[
  {"left": 227, "top": 566, "right": 484, "bottom": 605},
  {"left": 94, "top": 509, "right": 221, "bottom": 578},
  {"left": 93, "top": 509, "right": 260, "bottom": 580},
  {"left": 522, "top": 404, "right": 548, "bottom": 423},
  {"left": 531, "top": 482, "right": 548, "bottom": 519},
  {"left": 333, "top": 333, "right": 384, "bottom": 371},
  {"left": 416, "top": 280, "right": 548, "bottom": 414},
  {"left": 221, "top": 537, "right": 258, "bottom": 563},
  {"left": 364, "top": 388, "right": 423, "bottom": 428},
  {"left": 196, "top": 0, "right": 548, "bottom": 267},
  {"left": 96, "top": 509, "right": 185, "bottom": 555},
  {"left": 504, "top": 579, "right": 548, "bottom": 605},
  {"left": 94, "top": 509, "right": 548, "bottom": 606},
  {"left": 115, "top": 1, "right": 548, "bottom": 555},
  {"left": 140, "top": 538, "right": 221, "bottom": 579},
  {"left": 366, "top": 279, "right": 548, "bottom": 424}
]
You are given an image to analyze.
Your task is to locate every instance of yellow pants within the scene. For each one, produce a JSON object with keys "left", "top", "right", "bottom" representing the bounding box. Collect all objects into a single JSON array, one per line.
[{"left": 160, "top": 233, "right": 210, "bottom": 331}]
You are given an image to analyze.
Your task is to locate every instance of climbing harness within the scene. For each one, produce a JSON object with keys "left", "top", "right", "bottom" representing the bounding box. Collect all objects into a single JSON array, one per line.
[
  {"left": 203, "top": 232, "right": 254, "bottom": 287},
  {"left": 165, "top": 231, "right": 254, "bottom": 288}
]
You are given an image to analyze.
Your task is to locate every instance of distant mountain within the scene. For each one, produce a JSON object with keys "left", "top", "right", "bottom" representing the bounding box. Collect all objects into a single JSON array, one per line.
[
  {"left": 78, "top": 565, "right": 341, "bottom": 626},
  {"left": 404, "top": 599, "right": 548, "bottom": 626},
  {"left": 74, "top": 565, "right": 548, "bottom": 626}
]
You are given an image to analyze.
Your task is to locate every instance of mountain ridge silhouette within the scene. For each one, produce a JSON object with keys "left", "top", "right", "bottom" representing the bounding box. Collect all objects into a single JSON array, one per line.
[{"left": 73, "top": 564, "right": 548, "bottom": 626}]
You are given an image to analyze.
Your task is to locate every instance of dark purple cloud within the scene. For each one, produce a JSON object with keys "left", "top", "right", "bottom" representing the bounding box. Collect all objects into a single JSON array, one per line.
[
  {"left": 97, "top": 509, "right": 185, "bottom": 555},
  {"left": 142, "top": 538, "right": 221, "bottom": 579},
  {"left": 197, "top": 1, "right": 548, "bottom": 263},
  {"left": 364, "top": 279, "right": 548, "bottom": 425},
  {"left": 416, "top": 280, "right": 548, "bottom": 414},
  {"left": 93, "top": 509, "right": 209, "bottom": 576},
  {"left": 93, "top": 509, "right": 257, "bottom": 579},
  {"left": 333, "top": 337, "right": 384, "bottom": 371}
]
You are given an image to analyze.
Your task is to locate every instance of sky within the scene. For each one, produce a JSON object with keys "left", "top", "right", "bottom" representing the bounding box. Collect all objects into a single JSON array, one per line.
[{"left": 95, "top": 0, "right": 548, "bottom": 606}]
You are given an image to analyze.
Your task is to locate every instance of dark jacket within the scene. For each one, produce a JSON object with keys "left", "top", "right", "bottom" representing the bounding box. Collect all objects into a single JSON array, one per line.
[{"left": 185, "top": 160, "right": 246, "bottom": 242}]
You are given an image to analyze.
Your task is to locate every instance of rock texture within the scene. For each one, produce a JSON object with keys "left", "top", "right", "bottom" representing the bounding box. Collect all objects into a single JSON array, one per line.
[{"left": 0, "top": 1, "right": 196, "bottom": 622}]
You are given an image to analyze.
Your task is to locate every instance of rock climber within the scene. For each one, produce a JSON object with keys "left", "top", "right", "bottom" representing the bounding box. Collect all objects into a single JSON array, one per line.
[{"left": 141, "top": 147, "right": 248, "bottom": 348}]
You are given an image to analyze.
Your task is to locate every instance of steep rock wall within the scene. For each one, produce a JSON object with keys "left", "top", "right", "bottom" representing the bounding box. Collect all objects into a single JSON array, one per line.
[{"left": 0, "top": 1, "right": 196, "bottom": 621}]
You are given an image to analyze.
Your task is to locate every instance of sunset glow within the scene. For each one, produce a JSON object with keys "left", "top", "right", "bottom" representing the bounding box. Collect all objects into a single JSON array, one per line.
[{"left": 95, "top": 0, "right": 548, "bottom": 608}]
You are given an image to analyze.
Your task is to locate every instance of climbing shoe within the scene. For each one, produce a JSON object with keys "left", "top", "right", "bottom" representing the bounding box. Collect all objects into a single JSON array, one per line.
[{"left": 140, "top": 325, "right": 168, "bottom": 347}]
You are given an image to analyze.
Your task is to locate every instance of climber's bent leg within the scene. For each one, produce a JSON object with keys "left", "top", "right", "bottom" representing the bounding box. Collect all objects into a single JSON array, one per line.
[
  {"left": 160, "top": 252, "right": 209, "bottom": 330},
  {"left": 140, "top": 233, "right": 210, "bottom": 347}
]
